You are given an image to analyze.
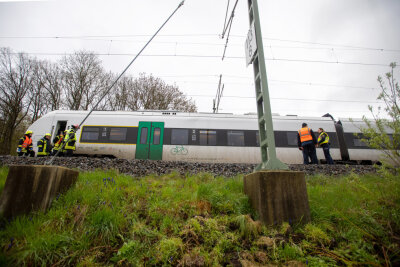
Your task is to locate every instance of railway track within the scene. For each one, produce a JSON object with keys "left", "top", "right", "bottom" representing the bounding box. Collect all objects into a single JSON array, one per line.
[{"left": 0, "top": 155, "right": 377, "bottom": 177}]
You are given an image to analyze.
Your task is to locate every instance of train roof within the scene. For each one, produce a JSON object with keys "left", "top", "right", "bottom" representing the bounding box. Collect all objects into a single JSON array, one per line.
[{"left": 43, "top": 110, "right": 335, "bottom": 122}]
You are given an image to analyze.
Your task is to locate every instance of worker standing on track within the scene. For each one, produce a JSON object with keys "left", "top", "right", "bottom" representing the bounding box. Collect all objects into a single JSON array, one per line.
[
  {"left": 64, "top": 125, "right": 79, "bottom": 157},
  {"left": 297, "top": 123, "right": 318, "bottom": 164},
  {"left": 317, "top": 128, "right": 334, "bottom": 165},
  {"left": 17, "top": 130, "right": 35, "bottom": 157},
  {"left": 52, "top": 131, "right": 65, "bottom": 156},
  {"left": 37, "top": 133, "right": 53, "bottom": 157}
]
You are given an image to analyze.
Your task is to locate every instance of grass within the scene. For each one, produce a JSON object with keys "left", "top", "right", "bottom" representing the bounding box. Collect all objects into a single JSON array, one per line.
[{"left": 0, "top": 167, "right": 399, "bottom": 266}]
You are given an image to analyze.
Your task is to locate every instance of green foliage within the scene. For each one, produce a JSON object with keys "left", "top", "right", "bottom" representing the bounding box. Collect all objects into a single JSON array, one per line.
[
  {"left": 195, "top": 175, "right": 253, "bottom": 216},
  {"left": 233, "top": 214, "right": 261, "bottom": 239},
  {"left": 303, "top": 224, "right": 331, "bottom": 246},
  {"left": 156, "top": 237, "right": 183, "bottom": 264},
  {"left": 0, "top": 166, "right": 8, "bottom": 195},
  {"left": 0, "top": 167, "right": 399, "bottom": 266},
  {"left": 87, "top": 207, "right": 122, "bottom": 244},
  {"left": 359, "top": 62, "right": 400, "bottom": 169},
  {"left": 113, "top": 240, "right": 147, "bottom": 265}
]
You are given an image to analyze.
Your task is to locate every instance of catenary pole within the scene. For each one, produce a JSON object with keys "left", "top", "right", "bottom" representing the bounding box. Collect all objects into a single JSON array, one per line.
[
  {"left": 246, "top": 0, "right": 288, "bottom": 170},
  {"left": 45, "top": 0, "right": 185, "bottom": 165}
]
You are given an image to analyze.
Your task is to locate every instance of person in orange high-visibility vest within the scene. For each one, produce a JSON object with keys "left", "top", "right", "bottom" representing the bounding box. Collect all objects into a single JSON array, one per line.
[
  {"left": 297, "top": 123, "right": 318, "bottom": 164},
  {"left": 17, "top": 130, "right": 35, "bottom": 157}
]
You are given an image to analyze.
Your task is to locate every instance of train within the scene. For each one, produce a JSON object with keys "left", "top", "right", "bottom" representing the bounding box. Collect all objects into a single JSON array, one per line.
[{"left": 26, "top": 110, "right": 382, "bottom": 164}]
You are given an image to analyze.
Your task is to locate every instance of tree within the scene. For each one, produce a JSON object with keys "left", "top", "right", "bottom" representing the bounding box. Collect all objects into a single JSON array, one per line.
[
  {"left": 0, "top": 48, "right": 36, "bottom": 154},
  {"left": 134, "top": 73, "right": 196, "bottom": 112},
  {"left": 29, "top": 60, "right": 47, "bottom": 123},
  {"left": 60, "top": 51, "right": 108, "bottom": 110},
  {"left": 38, "top": 60, "right": 63, "bottom": 112},
  {"left": 105, "top": 73, "right": 197, "bottom": 112},
  {"left": 105, "top": 75, "right": 137, "bottom": 111},
  {"left": 360, "top": 62, "right": 400, "bottom": 168}
]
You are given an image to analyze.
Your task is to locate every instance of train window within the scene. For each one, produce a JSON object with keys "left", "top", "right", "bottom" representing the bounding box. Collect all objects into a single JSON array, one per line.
[
  {"left": 153, "top": 128, "right": 161, "bottom": 145},
  {"left": 199, "top": 130, "right": 217, "bottom": 146},
  {"left": 227, "top": 130, "right": 245, "bottom": 146},
  {"left": 110, "top": 128, "right": 127, "bottom": 141},
  {"left": 287, "top": 132, "right": 298, "bottom": 146},
  {"left": 140, "top": 127, "right": 148, "bottom": 144},
  {"left": 354, "top": 138, "right": 367, "bottom": 147},
  {"left": 81, "top": 127, "right": 100, "bottom": 141},
  {"left": 171, "top": 129, "right": 189, "bottom": 145}
]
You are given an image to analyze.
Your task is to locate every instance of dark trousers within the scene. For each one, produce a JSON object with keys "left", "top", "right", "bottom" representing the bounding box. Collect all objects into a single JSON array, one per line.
[
  {"left": 321, "top": 144, "right": 334, "bottom": 164},
  {"left": 65, "top": 149, "right": 74, "bottom": 157},
  {"left": 302, "top": 141, "right": 318, "bottom": 164}
]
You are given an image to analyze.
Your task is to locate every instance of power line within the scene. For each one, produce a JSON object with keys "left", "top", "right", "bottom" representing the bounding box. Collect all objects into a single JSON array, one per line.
[
  {"left": 222, "top": 0, "right": 231, "bottom": 38},
  {"left": 230, "top": 35, "right": 400, "bottom": 53},
  {"left": 228, "top": 109, "right": 377, "bottom": 115},
  {"left": 220, "top": 0, "right": 239, "bottom": 60},
  {"left": 187, "top": 94, "right": 382, "bottom": 104},
  {"left": 213, "top": 74, "right": 224, "bottom": 113},
  {"left": 11, "top": 52, "right": 392, "bottom": 67},
  {"left": 2, "top": 33, "right": 399, "bottom": 53},
  {"left": 160, "top": 75, "right": 377, "bottom": 90}
]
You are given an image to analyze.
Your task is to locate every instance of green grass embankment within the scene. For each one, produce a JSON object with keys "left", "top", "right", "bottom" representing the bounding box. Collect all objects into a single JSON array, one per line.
[{"left": 0, "top": 167, "right": 399, "bottom": 266}]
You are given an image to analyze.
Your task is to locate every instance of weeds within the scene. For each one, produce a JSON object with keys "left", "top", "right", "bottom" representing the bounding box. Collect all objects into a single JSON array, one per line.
[
  {"left": 0, "top": 167, "right": 399, "bottom": 266},
  {"left": 0, "top": 166, "right": 7, "bottom": 194}
]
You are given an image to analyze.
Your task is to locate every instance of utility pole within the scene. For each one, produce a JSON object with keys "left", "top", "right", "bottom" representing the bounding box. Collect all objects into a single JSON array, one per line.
[
  {"left": 243, "top": 0, "right": 310, "bottom": 226},
  {"left": 245, "top": 0, "right": 288, "bottom": 171}
]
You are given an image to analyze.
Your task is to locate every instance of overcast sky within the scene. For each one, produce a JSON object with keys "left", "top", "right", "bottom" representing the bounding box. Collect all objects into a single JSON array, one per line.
[{"left": 0, "top": 0, "right": 399, "bottom": 120}]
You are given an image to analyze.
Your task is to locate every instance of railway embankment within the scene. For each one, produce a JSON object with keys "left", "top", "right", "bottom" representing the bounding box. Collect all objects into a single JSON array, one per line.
[{"left": 0, "top": 155, "right": 376, "bottom": 177}]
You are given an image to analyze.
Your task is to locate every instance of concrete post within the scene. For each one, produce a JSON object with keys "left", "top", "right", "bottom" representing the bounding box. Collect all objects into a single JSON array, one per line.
[
  {"left": 244, "top": 171, "right": 311, "bottom": 225},
  {"left": 0, "top": 165, "right": 79, "bottom": 218}
]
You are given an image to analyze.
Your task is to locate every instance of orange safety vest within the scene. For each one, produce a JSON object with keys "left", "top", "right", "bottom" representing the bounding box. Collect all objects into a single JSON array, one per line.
[
  {"left": 55, "top": 136, "right": 63, "bottom": 147},
  {"left": 298, "top": 127, "right": 313, "bottom": 143},
  {"left": 22, "top": 136, "right": 32, "bottom": 148}
]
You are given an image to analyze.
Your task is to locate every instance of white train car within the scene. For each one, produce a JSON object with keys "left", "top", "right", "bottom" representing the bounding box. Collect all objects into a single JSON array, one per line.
[
  {"left": 27, "top": 110, "right": 377, "bottom": 164},
  {"left": 338, "top": 118, "right": 383, "bottom": 163}
]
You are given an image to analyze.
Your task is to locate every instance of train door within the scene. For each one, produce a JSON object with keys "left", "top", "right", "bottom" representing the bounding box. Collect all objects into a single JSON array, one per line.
[
  {"left": 53, "top": 121, "right": 67, "bottom": 137},
  {"left": 135, "top": 122, "right": 164, "bottom": 160}
]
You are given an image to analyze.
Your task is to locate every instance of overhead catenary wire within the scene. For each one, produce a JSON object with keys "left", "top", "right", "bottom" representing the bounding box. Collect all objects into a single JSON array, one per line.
[
  {"left": 221, "top": 0, "right": 239, "bottom": 60},
  {"left": 14, "top": 52, "right": 393, "bottom": 67},
  {"left": 221, "top": 0, "right": 239, "bottom": 39},
  {"left": 187, "top": 94, "right": 383, "bottom": 104},
  {"left": 2, "top": 34, "right": 400, "bottom": 53},
  {"left": 213, "top": 75, "right": 224, "bottom": 113},
  {"left": 134, "top": 74, "right": 377, "bottom": 91},
  {"left": 45, "top": 0, "right": 185, "bottom": 165},
  {"left": 222, "top": 0, "right": 231, "bottom": 37}
]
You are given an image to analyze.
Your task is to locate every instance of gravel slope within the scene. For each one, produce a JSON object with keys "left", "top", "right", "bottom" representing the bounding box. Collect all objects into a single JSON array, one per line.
[{"left": 0, "top": 155, "right": 377, "bottom": 177}]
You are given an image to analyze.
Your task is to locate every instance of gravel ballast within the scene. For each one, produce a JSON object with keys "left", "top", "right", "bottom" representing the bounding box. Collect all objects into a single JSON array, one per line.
[{"left": 0, "top": 155, "right": 378, "bottom": 177}]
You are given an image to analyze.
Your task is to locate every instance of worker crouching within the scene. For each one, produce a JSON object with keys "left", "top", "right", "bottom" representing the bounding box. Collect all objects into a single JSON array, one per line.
[
  {"left": 17, "top": 130, "right": 35, "bottom": 157},
  {"left": 37, "top": 133, "right": 53, "bottom": 157},
  {"left": 297, "top": 123, "right": 318, "bottom": 164}
]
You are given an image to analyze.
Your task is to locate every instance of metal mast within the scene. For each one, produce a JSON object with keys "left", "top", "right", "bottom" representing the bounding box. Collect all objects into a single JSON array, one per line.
[{"left": 245, "top": 0, "right": 288, "bottom": 170}]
